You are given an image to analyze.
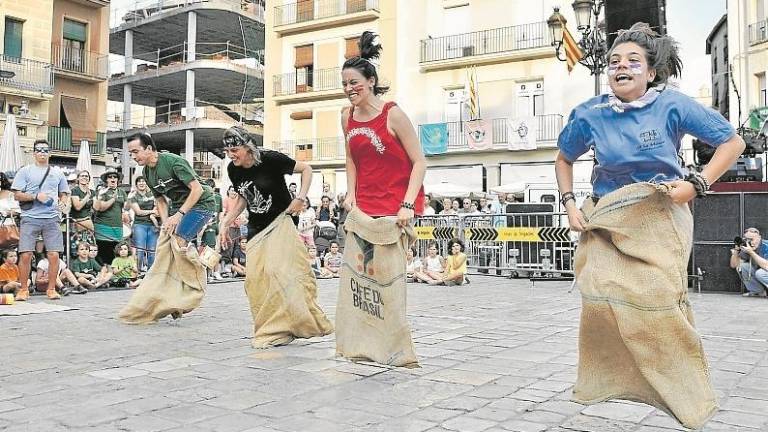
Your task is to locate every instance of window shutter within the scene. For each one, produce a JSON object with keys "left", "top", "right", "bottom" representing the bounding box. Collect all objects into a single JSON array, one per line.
[
  {"left": 290, "top": 111, "right": 313, "bottom": 120},
  {"left": 63, "top": 19, "right": 87, "bottom": 42},
  {"left": 344, "top": 37, "right": 360, "bottom": 59},
  {"left": 294, "top": 44, "right": 314, "bottom": 68},
  {"left": 3, "top": 18, "right": 23, "bottom": 59}
]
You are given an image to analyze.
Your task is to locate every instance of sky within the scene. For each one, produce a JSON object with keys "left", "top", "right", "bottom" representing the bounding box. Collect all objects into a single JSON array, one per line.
[
  {"left": 109, "top": 0, "right": 727, "bottom": 98},
  {"left": 666, "top": 0, "right": 728, "bottom": 97}
]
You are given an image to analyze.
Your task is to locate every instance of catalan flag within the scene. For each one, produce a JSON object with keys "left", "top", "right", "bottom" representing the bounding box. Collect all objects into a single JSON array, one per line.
[{"left": 562, "top": 22, "right": 583, "bottom": 73}]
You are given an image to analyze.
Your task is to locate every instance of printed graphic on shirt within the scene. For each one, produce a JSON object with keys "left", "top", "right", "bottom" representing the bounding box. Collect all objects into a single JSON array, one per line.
[
  {"left": 237, "top": 180, "right": 273, "bottom": 214},
  {"left": 347, "top": 127, "right": 386, "bottom": 154},
  {"left": 638, "top": 128, "right": 664, "bottom": 152},
  {"left": 152, "top": 177, "right": 176, "bottom": 195}
]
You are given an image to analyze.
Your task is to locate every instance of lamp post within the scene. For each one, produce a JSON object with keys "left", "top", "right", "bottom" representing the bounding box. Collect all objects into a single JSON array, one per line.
[{"left": 547, "top": 0, "right": 607, "bottom": 96}]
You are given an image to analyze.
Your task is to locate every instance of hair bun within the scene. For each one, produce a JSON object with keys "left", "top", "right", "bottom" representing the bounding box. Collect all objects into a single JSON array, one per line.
[{"left": 358, "top": 30, "right": 383, "bottom": 60}]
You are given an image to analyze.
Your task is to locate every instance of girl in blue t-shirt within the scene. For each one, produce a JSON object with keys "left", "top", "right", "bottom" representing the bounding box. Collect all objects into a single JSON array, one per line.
[{"left": 554, "top": 23, "right": 746, "bottom": 430}]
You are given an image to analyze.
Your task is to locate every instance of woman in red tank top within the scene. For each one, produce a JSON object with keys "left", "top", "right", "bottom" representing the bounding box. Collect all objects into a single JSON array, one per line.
[{"left": 340, "top": 32, "right": 425, "bottom": 225}]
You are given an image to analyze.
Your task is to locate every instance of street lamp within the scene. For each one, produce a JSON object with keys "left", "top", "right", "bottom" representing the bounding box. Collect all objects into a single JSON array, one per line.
[{"left": 547, "top": 1, "right": 607, "bottom": 96}]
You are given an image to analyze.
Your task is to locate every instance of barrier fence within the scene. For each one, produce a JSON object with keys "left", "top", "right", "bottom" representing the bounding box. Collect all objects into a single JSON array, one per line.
[{"left": 414, "top": 213, "right": 577, "bottom": 279}]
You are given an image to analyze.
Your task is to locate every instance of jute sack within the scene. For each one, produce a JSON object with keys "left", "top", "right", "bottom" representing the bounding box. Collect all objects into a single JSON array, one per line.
[
  {"left": 573, "top": 183, "right": 716, "bottom": 429},
  {"left": 118, "top": 231, "right": 206, "bottom": 324},
  {"left": 244, "top": 214, "right": 333, "bottom": 348},
  {"left": 336, "top": 208, "right": 419, "bottom": 368}
]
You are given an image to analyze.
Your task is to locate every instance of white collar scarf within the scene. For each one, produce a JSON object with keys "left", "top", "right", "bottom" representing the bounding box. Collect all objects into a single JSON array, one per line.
[{"left": 592, "top": 88, "right": 661, "bottom": 113}]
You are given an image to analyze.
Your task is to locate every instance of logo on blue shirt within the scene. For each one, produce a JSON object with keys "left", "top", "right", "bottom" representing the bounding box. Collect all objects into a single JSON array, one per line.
[{"left": 638, "top": 129, "right": 663, "bottom": 151}]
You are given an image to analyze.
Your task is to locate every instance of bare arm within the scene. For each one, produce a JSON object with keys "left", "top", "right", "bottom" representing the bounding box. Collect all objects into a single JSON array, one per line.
[
  {"left": 155, "top": 196, "right": 170, "bottom": 223},
  {"left": 341, "top": 107, "right": 357, "bottom": 207},
  {"left": 701, "top": 135, "right": 746, "bottom": 185},
  {"left": 730, "top": 249, "right": 742, "bottom": 269},
  {"left": 178, "top": 180, "right": 204, "bottom": 215},
  {"left": 92, "top": 189, "right": 116, "bottom": 212},
  {"left": 555, "top": 151, "right": 587, "bottom": 231},
  {"left": 387, "top": 106, "right": 426, "bottom": 206},
  {"left": 71, "top": 189, "right": 90, "bottom": 211}
]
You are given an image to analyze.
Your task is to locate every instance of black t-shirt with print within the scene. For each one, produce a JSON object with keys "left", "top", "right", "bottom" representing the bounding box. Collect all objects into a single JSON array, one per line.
[{"left": 227, "top": 150, "right": 295, "bottom": 239}]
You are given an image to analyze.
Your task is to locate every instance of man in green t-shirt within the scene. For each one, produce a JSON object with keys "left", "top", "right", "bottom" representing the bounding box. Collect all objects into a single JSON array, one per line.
[{"left": 126, "top": 132, "right": 216, "bottom": 245}]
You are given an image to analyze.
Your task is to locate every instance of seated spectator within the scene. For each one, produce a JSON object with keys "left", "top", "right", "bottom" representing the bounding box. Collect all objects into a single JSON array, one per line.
[
  {"left": 322, "top": 241, "right": 343, "bottom": 278},
  {"left": 730, "top": 227, "right": 768, "bottom": 297},
  {"left": 0, "top": 249, "right": 21, "bottom": 294},
  {"left": 431, "top": 238, "right": 468, "bottom": 286},
  {"left": 70, "top": 242, "right": 112, "bottom": 290},
  {"left": 35, "top": 255, "right": 86, "bottom": 295},
  {"left": 231, "top": 237, "right": 247, "bottom": 277},
  {"left": 405, "top": 247, "right": 422, "bottom": 283},
  {"left": 414, "top": 242, "right": 445, "bottom": 283},
  {"left": 439, "top": 198, "right": 454, "bottom": 215},
  {"left": 111, "top": 242, "right": 140, "bottom": 288},
  {"left": 307, "top": 245, "right": 324, "bottom": 278},
  {"left": 459, "top": 198, "right": 472, "bottom": 214}
]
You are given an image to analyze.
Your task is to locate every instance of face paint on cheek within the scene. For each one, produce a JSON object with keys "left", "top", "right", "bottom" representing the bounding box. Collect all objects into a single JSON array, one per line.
[
  {"left": 628, "top": 61, "right": 644, "bottom": 75},
  {"left": 352, "top": 83, "right": 365, "bottom": 93},
  {"left": 607, "top": 64, "right": 618, "bottom": 76}
]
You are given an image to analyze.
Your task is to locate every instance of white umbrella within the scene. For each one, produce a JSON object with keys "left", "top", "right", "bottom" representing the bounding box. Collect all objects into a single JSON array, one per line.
[
  {"left": 424, "top": 181, "right": 474, "bottom": 199},
  {"left": 489, "top": 182, "right": 527, "bottom": 195},
  {"left": 75, "top": 139, "right": 93, "bottom": 174},
  {"left": 0, "top": 114, "right": 23, "bottom": 173}
]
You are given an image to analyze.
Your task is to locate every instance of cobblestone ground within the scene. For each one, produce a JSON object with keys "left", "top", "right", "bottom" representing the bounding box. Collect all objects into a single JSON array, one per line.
[{"left": 1, "top": 275, "right": 767, "bottom": 432}]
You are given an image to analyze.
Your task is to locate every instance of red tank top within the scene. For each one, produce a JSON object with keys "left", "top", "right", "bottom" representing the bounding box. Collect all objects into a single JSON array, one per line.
[{"left": 346, "top": 102, "right": 425, "bottom": 217}]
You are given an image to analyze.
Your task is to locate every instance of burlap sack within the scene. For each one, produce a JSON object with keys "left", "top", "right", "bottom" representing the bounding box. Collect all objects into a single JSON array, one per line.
[
  {"left": 336, "top": 208, "right": 419, "bottom": 368},
  {"left": 118, "top": 232, "right": 206, "bottom": 324},
  {"left": 244, "top": 214, "right": 333, "bottom": 348},
  {"left": 573, "top": 183, "right": 717, "bottom": 429}
]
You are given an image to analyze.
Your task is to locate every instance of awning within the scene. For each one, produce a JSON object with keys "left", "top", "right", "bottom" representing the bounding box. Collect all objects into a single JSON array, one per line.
[
  {"left": 294, "top": 44, "right": 313, "bottom": 68},
  {"left": 61, "top": 95, "right": 96, "bottom": 141}
]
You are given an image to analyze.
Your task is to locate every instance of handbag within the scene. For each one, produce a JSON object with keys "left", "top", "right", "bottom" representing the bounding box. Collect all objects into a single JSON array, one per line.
[
  {"left": 19, "top": 166, "right": 51, "bottom": 211},
  {"left": 0, "top": 216, "right": 19, "bottom": 249}
]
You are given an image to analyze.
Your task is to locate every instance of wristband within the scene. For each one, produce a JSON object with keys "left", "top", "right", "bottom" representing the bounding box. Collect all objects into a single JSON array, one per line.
[
  {"left": 178, "top": 209, "right": 186, "bottom": 216},
  {"left": 560, "top": 192, "right": 576, "bottom": 207},
  {"left": 400, "top": 201, "right": 414, "bottom": 210}
]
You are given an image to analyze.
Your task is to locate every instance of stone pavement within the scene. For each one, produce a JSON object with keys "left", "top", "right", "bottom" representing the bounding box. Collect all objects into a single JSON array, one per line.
[{"left": 1, "top": 275, "right": 768, "bottom": 432}]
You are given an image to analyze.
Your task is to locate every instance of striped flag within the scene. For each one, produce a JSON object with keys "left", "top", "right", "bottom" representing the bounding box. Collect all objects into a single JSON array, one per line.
[
  {"left": 465, "top": 66, "right": 479, "bottom": 120},
  {"left": 562, "top": 23, "right": 583, "bottom": 73}
]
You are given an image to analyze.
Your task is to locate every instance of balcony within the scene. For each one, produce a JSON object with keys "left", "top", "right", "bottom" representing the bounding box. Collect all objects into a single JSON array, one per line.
[
  {"left": 274, "top": 0, "right": 379, "bottom": 35},
  {"left": 273, "top": 67, "right": 344, "bottom": 103},
  {"left": 418, "top": 114, "right": 563, "bottom": 155},
  {"left": 0, "top": 54, "right": 54, "bottom": 96},
  {"left": 749, "top": 20, "right": 767, "bottom": 45},
  {"left": 275, "top": 137, "right": 345, "bottom": 163},
  {"left": 111, "top": 0, "right": 264, "bottom": 29},
  {"left": 419, "top": 22, "right": 552, "bottom": 71},
  {"left": 51, "top": 43, "right": 109, "bottom": 81},
  {"left": 48, "top": 126, "right": 107, "bottom": 155}
]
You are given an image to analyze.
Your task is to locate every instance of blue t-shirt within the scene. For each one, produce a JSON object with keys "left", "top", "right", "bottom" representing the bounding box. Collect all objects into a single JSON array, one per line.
[
  {"left": 557, "top": 89, "right": 735, "bottom": 197},
  {"left": 739, "top": 240, "right": 768, "bottom": 264},
  {"left": 11, "top": 165, "right": 70, "bottom": 219}
]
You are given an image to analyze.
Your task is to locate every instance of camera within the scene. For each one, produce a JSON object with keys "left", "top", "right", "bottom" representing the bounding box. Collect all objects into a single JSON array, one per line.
[{"left": 734, "top": 236, "right": 749, "bottom": 248}]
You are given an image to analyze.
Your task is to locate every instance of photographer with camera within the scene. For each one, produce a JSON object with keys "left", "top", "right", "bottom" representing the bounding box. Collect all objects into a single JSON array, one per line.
[{"left": 730, "top": 227, "right": 768, "bottom": 297}]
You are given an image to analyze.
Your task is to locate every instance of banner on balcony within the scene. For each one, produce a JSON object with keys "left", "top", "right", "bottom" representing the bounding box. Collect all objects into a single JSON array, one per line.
[
  {"left": 419, "top": 123, "right": 448, "bottom": 155},
  {"left": 464, "top": 119, "right": 491, "bottom": 150},
  {"left": 508, "top": 117, "right": 538, "bottom": 151}
]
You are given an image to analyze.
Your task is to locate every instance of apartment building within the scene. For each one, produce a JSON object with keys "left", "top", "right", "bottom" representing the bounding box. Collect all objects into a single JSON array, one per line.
[
  {"left": 107, "top": 0, "right": 265, "bottom": 182},
  {"left": 728, "top": 0, "right": 767, "bottom": 130},
  {"left": 0, "top": 0, "right": 55, "bottom": 165},
  {"left": 264, "top": 0, "right": 595, "bottom": 200}
]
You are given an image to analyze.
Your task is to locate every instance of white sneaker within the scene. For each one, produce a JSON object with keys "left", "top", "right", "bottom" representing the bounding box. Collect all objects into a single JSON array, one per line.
[{"left": 213, "top": 272, "right": 223, "bottom": 280}]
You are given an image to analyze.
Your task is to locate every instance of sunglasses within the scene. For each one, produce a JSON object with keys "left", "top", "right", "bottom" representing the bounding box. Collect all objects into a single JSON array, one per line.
[
  {"left": 106, "top": 176, "right": 119, "bottom": 180},
  {"left": 34, "top": 147, "right": 50, "bottom": 154}
]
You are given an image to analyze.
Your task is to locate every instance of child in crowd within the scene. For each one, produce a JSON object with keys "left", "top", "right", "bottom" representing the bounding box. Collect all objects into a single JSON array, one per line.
[
  {"left": 405, "top": 247, "right": 422, "bottom": 283},
  {"left": 432, "top": 238, "right": 468, "bottom": 286},
  {"left": 111, "top": 242, "right": 140, "bottom": 288},
  {"left": 322, "top": 241, "right": 343, "bottom": 278},
  {"left": 0, "top": 249, "right": 21, "bottom": 294},
  {"left": 70, "top": 242, "right": 112, "bottom": 290},
  {"left": 231, "top": 237, "right": 247, "bottom": 277},
  {"left": 35, "top": 256, "right": 86, "bottom": 295},
  {"left": 414, "top": 242, "right": 446, "bottom": 284},
  {"left": 307, "top": 245, "right": 326, "bottom": 278}
]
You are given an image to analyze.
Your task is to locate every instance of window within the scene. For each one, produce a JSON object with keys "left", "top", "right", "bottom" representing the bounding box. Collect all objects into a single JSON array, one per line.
[
  {"left": 444, "top": 88, "right": 466, "bottom": 122},
  {"left": 758, "top": 73, "right": 767, "bottom": 107},
  {"left": 62, "top": 19, "right": 87, "bottom": 73},
  {"left": 517, "top": 81, "right": 544, "bottom": 118},
  {"left": 3, "top": 18, "right": 23, "bottom": 59},
  {"left": 294, "top": 44, "right": 314, "bottom": 92}
]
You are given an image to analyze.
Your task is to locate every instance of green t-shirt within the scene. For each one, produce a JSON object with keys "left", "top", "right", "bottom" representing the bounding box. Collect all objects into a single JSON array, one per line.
[
  {"left": 111, "top": 256, "right": 136, "bottom": 279},
  {"left": 130, "top": 191, "right": 156, "bottom": 225},
  {"left": 143, "top": 152, "right": 217, "bottom": 214},
  {"left": 70, "top": 186, "right": 94, "bottom": 219},
  {"left": 92, "top": 188, "right": 127, "bottom": 227},
  {"left": 70, "top": 258, "right": 102, "bottom": 276}
]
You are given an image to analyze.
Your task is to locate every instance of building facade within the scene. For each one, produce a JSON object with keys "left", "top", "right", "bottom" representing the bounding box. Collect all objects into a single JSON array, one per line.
[
  {"left": 728, "top": 0, "right": 767, "bottom": 129},
  {"left": 0, "top": 0, "right": 55, "bottom": 164},
  {"left": 107, "top": 0, "right": 265, "bottom": 182},
  {"left": 706, "top": 14, "right": 729, "bottom": 118},
  {"left": 264, "top": 0, "right": 595, "bottom": 201}
]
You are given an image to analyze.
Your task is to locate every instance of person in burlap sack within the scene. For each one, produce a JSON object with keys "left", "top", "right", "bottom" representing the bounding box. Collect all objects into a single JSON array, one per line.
[
  {"left": 555, "top": 23, "right": 745, "bottom": 429},
  {"left": 119, "top": 132, "right": 217, "bottom": 323},
  {"left": 336, "top": 31, "right": 426, "bottom": 367},
  {"left": 218, "top": 126, "right": 332, "bottom": 348}
]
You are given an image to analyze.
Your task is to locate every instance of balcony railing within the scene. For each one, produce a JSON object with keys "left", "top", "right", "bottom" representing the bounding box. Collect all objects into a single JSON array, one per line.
[
  {"left": 51, "top": 43, "right": 109, "bottom": 80},
  {"left": 48, "top": 126, "right": 107, "bottom": 155},
  {"left": 420, "top": 22, "right": 551, "bottom": 63},
  {"left": 274, "top": 0, "right": 378, "bottom": 26},
  {"left": 276, "top": 137, "right": 345, "bottom": 161},
  {"left": 418, "top": 114, "right": 563, "bottom": 154},
  {"left": 749, "top": 20, "right": 767, "bottom": 45},
  {"left": 273, "top": 67, "right": 342, "bottom": 97},
  {"left": 107, "top": 100, "right": 262, "bottom": 131},
  {"left": 109, "top": 41, "right": 264, "bottom": 77},
  {"left": 0, "top": 54, "right": 54, "bottom": 94},
  {"left": 111, "top": 0, "right": 265, "bottom": 28}
]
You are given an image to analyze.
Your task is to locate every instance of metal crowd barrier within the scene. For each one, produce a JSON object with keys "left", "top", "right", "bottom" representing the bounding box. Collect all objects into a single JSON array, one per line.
[{"left": 414, "top": 212, "right": 578, "bottom": 279}]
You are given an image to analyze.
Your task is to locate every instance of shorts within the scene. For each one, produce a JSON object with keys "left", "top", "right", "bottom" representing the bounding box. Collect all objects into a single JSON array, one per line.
[
  {"left": 19, "top": 217, "right": 64, "bottom": 253},
  {"left": 175, "top": 208, "right": 215, "bottom": 242}
]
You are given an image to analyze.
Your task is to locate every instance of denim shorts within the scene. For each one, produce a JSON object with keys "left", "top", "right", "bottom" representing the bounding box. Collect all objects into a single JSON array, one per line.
[
  {"left": 19, "top": 216, "right": 63, "bottom": 253},
  {"left": 175, "top": 208, "right": 214, "bottom": 242}
]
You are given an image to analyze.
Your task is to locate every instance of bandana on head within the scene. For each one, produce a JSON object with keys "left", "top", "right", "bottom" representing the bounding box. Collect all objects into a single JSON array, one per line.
[{"left": 592, "top": 88, "right": 661, "bottom": 113}]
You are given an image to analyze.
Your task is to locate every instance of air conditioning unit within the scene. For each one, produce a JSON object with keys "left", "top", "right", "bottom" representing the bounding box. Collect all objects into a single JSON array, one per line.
[{"left": 461, "top": 46, "right": 475, "bottom": 56}]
